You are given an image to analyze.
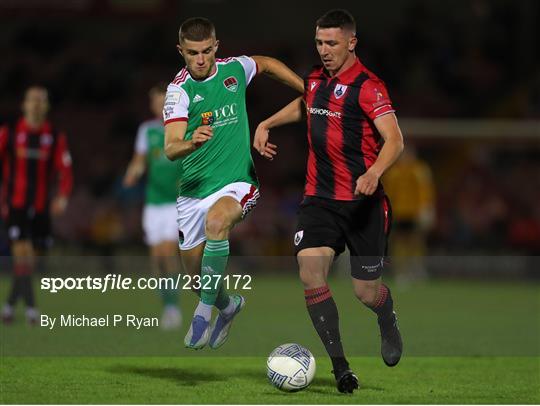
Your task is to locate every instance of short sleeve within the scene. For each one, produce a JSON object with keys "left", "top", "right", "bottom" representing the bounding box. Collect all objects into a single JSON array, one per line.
[
  {"left": 359, "top": 78, "right": 395, "bottom": 121},
  {"left": 134, "top": 123, "right": 148, "bottom": 154},
  {"left": 163, "top": 84, "right": 190, "bottom": 125},
  {"left": 236, "top": 56, "right": 257, "bottom": 85}
]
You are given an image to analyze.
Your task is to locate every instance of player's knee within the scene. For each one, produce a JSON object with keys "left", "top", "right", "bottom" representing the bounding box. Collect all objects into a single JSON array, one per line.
[
  {"left": 205, "top": 213, "right": 231, "bottom": 238},
  {"left": 298, "top": 268, "right": 325, "bottom": 289},
  {"left": 354, "top": 283, "right": 379, "bottom": 307}
]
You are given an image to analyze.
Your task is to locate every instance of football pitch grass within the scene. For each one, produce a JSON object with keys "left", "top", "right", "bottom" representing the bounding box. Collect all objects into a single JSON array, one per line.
[
  {"left": 1, "top": 274, "right": 539, "bottom": 403},
  {"left": 2, "top": 356, "right": 538, "bottom": 404}
]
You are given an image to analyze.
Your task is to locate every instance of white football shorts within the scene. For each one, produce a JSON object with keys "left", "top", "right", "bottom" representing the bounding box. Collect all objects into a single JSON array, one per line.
[
  {"left": 142, "top": 204, "right": 178, "bottom": 246},
  {"left": 176, "top": 182, "right": 260, "bottom": 250}
]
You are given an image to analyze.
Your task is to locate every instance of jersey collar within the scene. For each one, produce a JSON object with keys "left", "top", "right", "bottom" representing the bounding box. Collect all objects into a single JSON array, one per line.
[
  {"left": 17, "top": 117, "right": 51, "bottom": 133},
  {"left": 322, "top": 57, "right": 362, "bottom": 82}
]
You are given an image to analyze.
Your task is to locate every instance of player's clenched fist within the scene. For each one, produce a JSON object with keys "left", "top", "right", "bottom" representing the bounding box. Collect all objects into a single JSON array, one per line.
[
  {"left": 354, "top": 169, "right": 380, "bottom": 196},
  {"left": 192, "top": 125, "right": 213, "bottom": 148}
]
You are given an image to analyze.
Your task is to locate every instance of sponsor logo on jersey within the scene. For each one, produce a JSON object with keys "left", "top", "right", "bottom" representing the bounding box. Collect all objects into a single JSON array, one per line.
[
  {"left": 294, "top": 230, "right": 304, "bottom": 246},
  {"left": 165, "top": 92, "right": 181, "bottom": 104},
  {"left": 201, "top": 111, "right": 214, "bottom": 125},
  {"left": 334, "top": 84, "right": 348, "bottom": 99},
  {"left": 307, "top": 107, "right": 342, "bottom": 118},
  {"left": 223, "top": 76, "right": 238, "bottom": 92},
  {"left": 361, "top": 257, "right": 385, "bottom": 272},
  {"left": 192, "top": 94, "right": 204, "bottom": 103},
  {"left": 202, "top": 103, "right": 238, "bottom": 127},
  {"left": 374, "top": 87, "right": 384, "bottom": 101}
]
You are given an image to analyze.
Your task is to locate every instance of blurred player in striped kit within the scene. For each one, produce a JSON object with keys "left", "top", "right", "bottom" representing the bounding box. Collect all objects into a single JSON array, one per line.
[
  {"left": 124, "top": 83, "right": 183, "bottom": 330},
  {"left": 1, "top": 86, "right": 73, "bottom": 325}
]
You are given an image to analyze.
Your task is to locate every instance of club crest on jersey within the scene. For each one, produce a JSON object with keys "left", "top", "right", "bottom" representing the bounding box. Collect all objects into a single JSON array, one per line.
[
  {"left": 334, "top": 84, "right": 348, "bottom": 99},
  {"left": 223, "top": 76, "right": 238, "bottom": 92},
  {"left": 374, "top": 88, "right": 384, "bottom": 101},
  {"left": 294, "top": 230, "right": 304, "bottom": 246},
  {"left": 201, "top": 111, "right": 214, "bottom": 125}
]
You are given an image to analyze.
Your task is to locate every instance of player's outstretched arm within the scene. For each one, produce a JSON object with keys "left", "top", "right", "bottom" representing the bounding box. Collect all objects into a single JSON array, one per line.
[
  {"left": 254, "top": 96, "right": 304, "bottom": 160},
  {"left": 354, "top": 113, "right": 404, "bottom": 196},
  {"left": 164, "top": 121, "right": 212, "bottom": 161},
  {"left": 252, "top": 56, "right": 303, "bottom": 93},
  {"left": 123, "top": 153, "right": 146, "bottom": 187},
  {"left": 51, "top": 132, "right": 73, "bottom": 216}
]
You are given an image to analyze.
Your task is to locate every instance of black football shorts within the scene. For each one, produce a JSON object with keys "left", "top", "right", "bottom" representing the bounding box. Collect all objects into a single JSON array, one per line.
[
  {"left": 7, "top": 208, "right": 52, "bottom": 250},
  {"left": 294, "top": 195, "right": 392, "bottom": 280}
]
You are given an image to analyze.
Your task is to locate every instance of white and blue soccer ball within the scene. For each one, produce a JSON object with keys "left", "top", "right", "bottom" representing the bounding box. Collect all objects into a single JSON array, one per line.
[{"left": 267, "top": 343, "right": 316, "bottom": 391}]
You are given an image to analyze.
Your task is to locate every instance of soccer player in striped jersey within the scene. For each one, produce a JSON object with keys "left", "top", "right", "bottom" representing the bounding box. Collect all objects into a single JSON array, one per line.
[
  {"left": 1, "top": 86, "right": 73, "bottom": 325},
  {"left": 164, "top": 17, "right": 303, "bottom": 349},
  {"left": 123, "top": 83, "right": 182, "bottom": 330},
  {"left": 254, "top": 9, "right": 404, "bottom": 393}
]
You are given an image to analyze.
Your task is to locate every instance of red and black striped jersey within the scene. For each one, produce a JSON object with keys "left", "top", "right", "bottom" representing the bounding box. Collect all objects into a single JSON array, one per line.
[
  {"left": 303, "top": 58, "right": 395, "bottom": 201},
  {"left": 0, "top": 118, "right": 73, "bottom": 215}
]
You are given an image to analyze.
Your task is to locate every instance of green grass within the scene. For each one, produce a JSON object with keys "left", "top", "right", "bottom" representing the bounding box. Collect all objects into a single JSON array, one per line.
[
  {"left": 1, "top": 274, "right": 539, "bottom": 403},
  {"left": 1, "top": 356, "right": 538, "bottom": 404}
]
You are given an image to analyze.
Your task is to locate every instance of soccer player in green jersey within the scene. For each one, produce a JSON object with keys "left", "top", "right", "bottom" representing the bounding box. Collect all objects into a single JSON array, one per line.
[
  {"left": 164, "top": 17, "right": 303, "bottom": 349},
  {"left": 124, "top": 83, "right": 182, "bottom": 330}
]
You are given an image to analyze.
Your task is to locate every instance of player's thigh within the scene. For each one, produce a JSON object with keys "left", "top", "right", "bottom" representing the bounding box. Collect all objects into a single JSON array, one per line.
[
  {"left": 205, "top": 182, "right": 260, "bottom": 232},
  {"left": 159, "top": 240, "right": 179, "bottom": 257},
  {"left": 346, "top": 195, "right": 391, "bottom": 281},
  {"left": 206, "top": 196, "right": 243, "bottom": 233},
  {"left": 10, "top": 239, "right": 33, "bottom": 258},
  {"left": 151, "top": 240, "right": 181, "bottom": 274}
]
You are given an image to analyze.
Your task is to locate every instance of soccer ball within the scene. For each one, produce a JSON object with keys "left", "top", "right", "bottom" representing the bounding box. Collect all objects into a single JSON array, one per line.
[{"left": 267, "top": 343, "right": 316, "bottom": 391}]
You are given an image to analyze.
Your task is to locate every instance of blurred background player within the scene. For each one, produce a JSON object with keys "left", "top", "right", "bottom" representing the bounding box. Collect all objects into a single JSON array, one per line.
[
  {"left": 123, "top": 83, "right": 182, "bottom": 330},
  {"left": 254, "top": 9, "right": 403, "bottom": 393},
  {"left": 0, "top": 86, "right": 73, "bottom": 325},
  {"left": 164, "top": 17, "right": 303, "bottom": 349},
  {"left": 384, "top": 146, "right": 436, "bottom": 284}
]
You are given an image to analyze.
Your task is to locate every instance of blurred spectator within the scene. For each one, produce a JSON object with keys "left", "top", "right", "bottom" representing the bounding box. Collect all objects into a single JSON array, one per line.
[{"left": 384, "top": 146, "right": 435, "bottom": 283}]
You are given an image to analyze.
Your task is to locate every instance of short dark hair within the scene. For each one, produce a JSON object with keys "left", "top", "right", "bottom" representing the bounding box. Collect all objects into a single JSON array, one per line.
[
  {"left": 316, "top": 9, "right": 356, "bottom": 33},
  {"left": 179, "top": 17, "right": 216, "bottom": 43},
  {"left": 149, "top": 81, "right": 168, "bottom": 95}
]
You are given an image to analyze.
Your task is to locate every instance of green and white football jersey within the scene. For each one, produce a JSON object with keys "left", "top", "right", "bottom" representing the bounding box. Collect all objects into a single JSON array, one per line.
[
  {"left": 163, "top": 56, "right": 259, "bottom": 199},
  {"left": 135, "top": 119, "right": 180, "bottom": 205}
]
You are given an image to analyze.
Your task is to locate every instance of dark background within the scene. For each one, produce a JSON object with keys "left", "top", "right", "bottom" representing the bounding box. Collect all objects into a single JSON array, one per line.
[{"left": 1, "top": 0, "right": 539, "bottom": 260}]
